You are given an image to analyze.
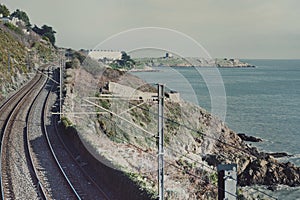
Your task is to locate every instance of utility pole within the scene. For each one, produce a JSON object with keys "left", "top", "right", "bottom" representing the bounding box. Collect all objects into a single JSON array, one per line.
[
  {"left": 8, "top": 52, "right": 11, "bottom": 73},
  {"left": 59, "top": 54, "right": 63, "bottom": 121},
  {"left": 158, "top": 84, "right": 164, "bottom": 200},
  {"left": 217, "top": 164, "right": 237, "bottom": 200}
]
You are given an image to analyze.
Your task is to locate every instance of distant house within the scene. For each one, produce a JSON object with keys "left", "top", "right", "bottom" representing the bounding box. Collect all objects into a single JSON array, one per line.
[
  {"left": 88, "top": 50, "right": 122, "bottom": 63},
  {"left": 0, "top": 17, "right": 11, "bottom": 25},
  {"left": 0, "top": 16, "right": 25, "bottom": 27},
  {"left": 165, "top": 52, "right": 173, "bottom": 58}
]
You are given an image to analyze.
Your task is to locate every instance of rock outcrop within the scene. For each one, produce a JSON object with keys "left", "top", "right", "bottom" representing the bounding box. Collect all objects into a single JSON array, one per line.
[
  {"left": 208, "top": 134, "right": 300, "bottom": 189},
  {"left": 237, "top": 133, "right": 263, "bottom": 142},
  {"left": 239, "top": 156, "right": 300, "bottom": 187},
  {"left": 215, "top": 58, "right": 255, "bottom": 68}
]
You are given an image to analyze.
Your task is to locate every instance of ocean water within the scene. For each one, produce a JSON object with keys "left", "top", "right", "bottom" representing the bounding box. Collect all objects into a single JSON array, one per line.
[{"left": 132, "top": 59, "right": 300, "bottom": 199}]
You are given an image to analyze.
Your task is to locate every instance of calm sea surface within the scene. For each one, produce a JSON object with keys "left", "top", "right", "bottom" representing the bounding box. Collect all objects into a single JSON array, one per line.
[{"left": 132, "top": 59, "right": 300, "bottom": 199}]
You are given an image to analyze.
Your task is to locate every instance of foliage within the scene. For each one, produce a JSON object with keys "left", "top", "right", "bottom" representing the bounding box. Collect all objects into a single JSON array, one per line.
[
  {"left": 73, "top": 51, "right": 86, "bottom": 64},
  {"left": 32, "top": 24, "right": 56, "bottom": 46},
  {"left": 99, "top": 99, "right": 110, "bottom": 110},
  {"left": 0, "top": 28, "right": 27, "bottom": 79},
  {"left": 65, "top": 58, "right": 80, "bottom": 69},
  {"left": 4, "top": 22, "right": 23, "bottom": 35},
  {"left": 165, "top": 102, "right": 181, "bottom": 133},
  {"left": 109, "top": 51, "right": 135, "bottom": 70},
  {"left": 11, "top": 9, "right": 31, "bottom": 27},
  {"left": 129, "top": 101, "right": 151, "bottom": 126},
  {"left": 209, "top": 172, "right": 218, "bottom": 185},
  {"left": 125, "top": 172, "right": 157, "bottom": 199},
  {"left": 65, "top": 49, "right": 87, "bottom": 64},
  {"left": 0, "top": 4, "right": 10, "bottom": 17},
  {"left": 31, "top": 41, "right": 53, "bottom": 61},
  {"left": 61, "top": 116, "right": 73, "bottom": 128}
]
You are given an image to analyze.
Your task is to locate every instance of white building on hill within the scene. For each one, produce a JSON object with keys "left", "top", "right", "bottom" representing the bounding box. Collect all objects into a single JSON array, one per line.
[
  {"left": 88, "top": 50, "right": 122, "bottom": 63},
  {"left": 0, "top": 16, "right": 25, "bottom": 27}
]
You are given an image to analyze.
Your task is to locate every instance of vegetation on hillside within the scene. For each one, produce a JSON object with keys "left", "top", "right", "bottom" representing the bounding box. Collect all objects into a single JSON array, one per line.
[
  {"left": 0, "top": 27, "right": 28, "bottom": 101},
  {"left": 11, "top": 9, "right": 31, "bottom": 28},
  {"left": 32, "top": 24, "right": 56, "bottom": 46},
  {"left": 4, "top": 22, "right": 23, "bottom": 35},
  {"left": 0, "top": 4, "right": 58, "bottom": 101},
  {"left": 0, "top": 4, "right": 10, "bottom": 17},
  {"left": 110, "top": 51, "right": 135, "bottom": 70},
  {"left": 0, "top": 28, "right": 27, "bottom": 76}
]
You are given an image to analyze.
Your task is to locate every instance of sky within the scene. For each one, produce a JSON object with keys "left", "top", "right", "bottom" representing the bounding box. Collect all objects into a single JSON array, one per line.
[{"left": 2, "top": 0, "right": 300, "bottom": 59}]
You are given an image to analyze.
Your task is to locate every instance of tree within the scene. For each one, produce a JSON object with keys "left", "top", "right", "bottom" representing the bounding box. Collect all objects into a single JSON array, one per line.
[
  {"left": 32, "top": 24, "right": 56, "bottom": 46},
  {"left": 110, "top": 51, "right": 135, "bottom": 69},
  {"left": 119, "top": 51, "right": 135, "bottom": 66},
  {"left": 11, "top": 9, "right": 31, "bottom": 28},
  {"left": 0, "top": 4, "right": 10, "bottom": 17}
]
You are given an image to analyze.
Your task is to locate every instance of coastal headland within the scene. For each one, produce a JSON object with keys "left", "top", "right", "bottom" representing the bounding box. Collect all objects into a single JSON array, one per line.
[{"left": 133, "top": 57, "right": 255, "bottom": 70}]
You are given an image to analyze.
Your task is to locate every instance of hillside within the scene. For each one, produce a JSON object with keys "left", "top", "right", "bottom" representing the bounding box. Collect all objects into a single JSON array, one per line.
[
  {"left": 0, "top": 4, "right": 59, "bottom": 101},
  {"left": 62, "top": 63, "right": 300, "bottom": 199},
  {"left": 0, "top": 26, "right": 27, "bottom": 81},
  {"left": 0, "top": 23, "right": 57, "bottom": 101}
]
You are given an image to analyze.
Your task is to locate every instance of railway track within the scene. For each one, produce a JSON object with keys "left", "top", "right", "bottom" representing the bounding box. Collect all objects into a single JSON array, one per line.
[
  {"left": 44, "top": 69, "right": 110, "bottom": 200},
  {"left": 0, "top": 72, "right": 46, "bottom": 199},
  {"left": 26, "top": 69, "right": 79, "bottom": 199},
  {"left": 0, "top": 67, "right": 110, "bottom": 199}
]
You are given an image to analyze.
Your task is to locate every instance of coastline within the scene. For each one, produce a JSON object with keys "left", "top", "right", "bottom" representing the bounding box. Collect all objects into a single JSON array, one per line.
[
  {"left": 132, "top": 63, "right": 300, "bottom": 167},
  {"left": 62, "top": 63, "right": 300, "bottom": 199},
  {"left": 133, "top": 57, "right": 256, "bottom": 69}
]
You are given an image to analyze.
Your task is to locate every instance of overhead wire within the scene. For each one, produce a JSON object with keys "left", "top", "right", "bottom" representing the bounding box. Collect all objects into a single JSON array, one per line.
[
  {"left": 99, "top": 119, "right": 238, "bottom": 199},
  {"left": 93, "top": 97, "right": 280, "bottom": 199}
]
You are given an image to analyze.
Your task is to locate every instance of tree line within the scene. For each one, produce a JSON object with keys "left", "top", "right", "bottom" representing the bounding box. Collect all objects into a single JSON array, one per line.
[{"left": 0, "top": 4, "right": 56, "bottom": 46}]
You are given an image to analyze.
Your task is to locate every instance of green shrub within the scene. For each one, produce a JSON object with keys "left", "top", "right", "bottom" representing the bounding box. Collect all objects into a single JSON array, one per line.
[
  {"left": 99, "top": 99, "right": 110, "bottom": 109},
  {"left": 4, "top": 22, "right": 23, "bottom": 35},
  {"left": 210, "top": 172, "right": 218, "bottom": 185},
  {"left": 61, "top": 116, "right": 73, "bottom": 128}
]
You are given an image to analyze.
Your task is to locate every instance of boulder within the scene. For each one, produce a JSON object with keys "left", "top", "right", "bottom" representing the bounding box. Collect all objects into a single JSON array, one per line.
[
  {"left": 267, "top": 152, "right": 292, "bottom": 158},
  {"left": 239, "top": 157, "right": 300, "bottom": 188},
  {"left": 237, "top": 133, "right": 262, "bottom": 142}
]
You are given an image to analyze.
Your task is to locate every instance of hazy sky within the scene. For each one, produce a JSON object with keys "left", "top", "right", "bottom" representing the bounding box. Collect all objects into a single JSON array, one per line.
[{"left": 2, "top": 0, "right": 300, "bottom": 59}]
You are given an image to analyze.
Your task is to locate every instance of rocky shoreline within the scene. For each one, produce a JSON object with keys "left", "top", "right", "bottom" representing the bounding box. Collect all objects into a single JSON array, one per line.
[{"left": 62, "top": 65, "right": 299, "bottom": 199}]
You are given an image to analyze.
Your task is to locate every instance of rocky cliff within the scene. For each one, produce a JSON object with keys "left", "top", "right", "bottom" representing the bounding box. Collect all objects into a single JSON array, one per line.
[{"left": 62, "top": 64, "right": 299, "bottom": 199}]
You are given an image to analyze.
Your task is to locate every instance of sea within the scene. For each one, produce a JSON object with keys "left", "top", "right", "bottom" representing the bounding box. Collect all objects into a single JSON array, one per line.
[{"left": 132, "top": 59, "right": 300, "bottom": 199}]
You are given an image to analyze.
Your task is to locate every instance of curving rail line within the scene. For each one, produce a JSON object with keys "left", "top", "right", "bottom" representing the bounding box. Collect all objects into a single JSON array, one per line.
[
  {"left": 45, "top": 68, "right": 110, "bottom": 199},
  {"left": 31, "top": 70, "right": 81, "bottom": 199},
  {"left": 0, "top": 68, "right": 81, "bottom": 199},
  {"left": 0, "top": 66, "right": 111, "bottom": 199},
  {"left": 0, "top": 73, "right": 46, "bottom": 199}
]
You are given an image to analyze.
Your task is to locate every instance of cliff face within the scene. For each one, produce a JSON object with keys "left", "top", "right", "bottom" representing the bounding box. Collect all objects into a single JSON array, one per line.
[{"left": 63, "top": 65, "right": 299, "bottom": 199}]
